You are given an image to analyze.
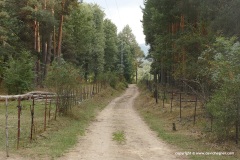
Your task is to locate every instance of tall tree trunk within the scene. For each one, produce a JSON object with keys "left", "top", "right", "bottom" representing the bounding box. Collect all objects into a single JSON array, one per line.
[
  {"left": 57, "top": 0, "right": 65, "bottom": 61},
  {"left": 34, "top": 5, "right": 41, "bottom": 87},
  {"left": 45, "top": 34, "right": 52, "bottom": 77}
]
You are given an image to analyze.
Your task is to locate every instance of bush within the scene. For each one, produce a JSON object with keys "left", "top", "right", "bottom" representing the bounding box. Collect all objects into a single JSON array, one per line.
[
  {"left": 45, "top": 60, "right": 80, "bottom": 114},
  {"left": 206, "top": 37, "right": 240, "bottom": 140},
  {"left": 3, "top": 51, "right": 34, "bottom": 94},
  {"left": 98, "top": 72, "right": 128, "bottom": 89},
  {"left": 207, "top": 83, "right": 238, "bottom": 139}
]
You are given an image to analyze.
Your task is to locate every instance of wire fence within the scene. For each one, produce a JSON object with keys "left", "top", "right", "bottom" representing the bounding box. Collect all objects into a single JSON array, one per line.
[
  {"left": 144, "top": 79, "right": 205, "bottom": 124},
  {"left": 0, "top": 82, "right": 104, "bottom": 157}
]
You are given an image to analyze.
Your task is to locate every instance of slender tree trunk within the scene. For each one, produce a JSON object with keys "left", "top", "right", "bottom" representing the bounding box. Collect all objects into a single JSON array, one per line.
[
  {"left": 34, "top": 6, "right": 41, "bottom": 87},
  {"left": 160, "top": 58, "right": 164, "bottom": 84},
  {"left": 45, "top": 34, "right": 52, "bottom": 77},
  {"left": 57, "top": 0, "right": 65, "bottom": 60}
]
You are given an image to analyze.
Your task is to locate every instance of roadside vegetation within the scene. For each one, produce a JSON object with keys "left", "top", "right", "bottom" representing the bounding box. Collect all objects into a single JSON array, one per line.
[
  {"left": 142, "top": 0, "right": 240, "bottom": 147},
  {"left": 135, "top": 84, "right": 239, "bottom": 160},
  {"left": 0, "top": 85, "right": 125, "bottom": 159}
]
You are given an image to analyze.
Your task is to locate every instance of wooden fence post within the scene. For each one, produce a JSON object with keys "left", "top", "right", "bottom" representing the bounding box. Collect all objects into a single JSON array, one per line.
[
  {"left": 32, "top": 96, "right": 35, "bottom": 134},
  {"left": 162, "top": 90, "right": 165, "bottom": 108},
  {"left": 180, "top": 93, "right": 182, "bottom": 121},
  {"left": 80, "top": 86, "right": 83, "bottom": 102},
  {"left": 55, "top": 96, "right": 58, "bottom": 120},
  {"left": 17, "top": 97, "right": 21, "bottom": 149},
  {"left": 210, "top": 115, "right": 213, "bottom": 132},
  {"left": 30, "top": 104, "right": 34, "bottom": 142},
  {"left": 194, "top": 96, "right": 197, "bottom": 125},
  {"left": 49, "top": 100, "right": 51, "bottom": 121},
  {"left": 44, "top": 95, "right": 47, "bottom": 131},
  {"left": 170, "top": 90, "right": 173, "bottom": 112},
  {"left": 5, "top": 98, "right": 9, "bottom": 157},
  {"left": 154, "top": 83, "right": 158, "bottom": 104}
]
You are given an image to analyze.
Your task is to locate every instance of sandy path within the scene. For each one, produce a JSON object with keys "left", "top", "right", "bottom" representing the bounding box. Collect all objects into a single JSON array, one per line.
[{"left": 59, "top": 84, "right": 187, "bottom": 160}]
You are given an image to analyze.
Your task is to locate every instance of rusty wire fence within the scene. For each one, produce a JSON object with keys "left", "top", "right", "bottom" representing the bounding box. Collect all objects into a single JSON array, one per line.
[{"left": 0, "top": 82, "right": 104, "bottom": 156}]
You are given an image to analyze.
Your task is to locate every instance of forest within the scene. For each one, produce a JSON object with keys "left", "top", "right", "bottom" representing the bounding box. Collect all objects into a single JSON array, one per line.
[
  {"left": 142, "top": 0, "right": 240, "bottom": 141},
  {"left": 0, "top": 0, "right": 144, "bottom": 94}
]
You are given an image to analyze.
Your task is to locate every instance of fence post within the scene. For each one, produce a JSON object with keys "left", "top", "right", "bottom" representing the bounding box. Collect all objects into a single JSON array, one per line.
[
  {"left": 210, "top": 115, "right": 213, "bottom": 132},
  {"left": 32, "top": 96, "right": 35, "bottom": 134},
  {"left": 80, "top": 86, "right": 83, "bottom": 102},
  {"left": 170, "top": 90, "right": 173, "bottom": 112},
  {"left": 154, "top": 83, "right": 158, "bottom": 104},
  {"left": 5, "top": 98, "right": 9, "bottom": 157},
  {"left": 194, "top": 96, "right": 197, "bottom": 125},
  {"left": 49, "top": 100, "right": 51, "bottom": 121},
  {"left": 55, "top": 96, "right": 58, "bottom": 120},
  {"left": 30, "top": 104, "right": 34, "bottom": 142},
  {"left": 180, "top": 93, "right": 182, "bottom": 121},
  {"left": 17, "top": 97, "right": 21, "bottom": 149},
  {"left": 44, "top": 95, "right": 47, "bottom": 131},
  {"left": 162, "top": 90, "right": 165, "bottom": 108}
]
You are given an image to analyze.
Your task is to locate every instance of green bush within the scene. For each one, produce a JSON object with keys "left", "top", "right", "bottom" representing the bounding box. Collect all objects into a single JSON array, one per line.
[
  {"left": 45, "top": 60, "right": 80, "bottom": 114},
  {"left": 207, "top": 83, "right": 238, "bottom": 139},
  {"left": 206, "top": 37, "right": 240, "bottom": 140},
  {"left": 3, "top": 50, "right": 34, "bottom": 94},
  {"left": 96, "top": 72, "right": 128, "bottom": 90}
]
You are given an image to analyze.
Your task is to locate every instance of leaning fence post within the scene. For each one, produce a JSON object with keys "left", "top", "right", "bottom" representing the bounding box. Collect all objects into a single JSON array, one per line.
[
  {"left": 17, "top": 97, "right": 21, "bottom": 149},
  {"left": 5, "top": 98, "right": 9, "bottom": 157}
]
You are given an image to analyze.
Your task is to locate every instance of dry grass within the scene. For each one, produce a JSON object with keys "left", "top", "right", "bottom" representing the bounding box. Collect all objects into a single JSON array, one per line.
[{"left": 135, "top": 85, "right": 240, "bottom": 160}]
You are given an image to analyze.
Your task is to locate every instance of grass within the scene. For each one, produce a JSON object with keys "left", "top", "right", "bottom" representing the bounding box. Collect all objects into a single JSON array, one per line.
[
  {"left": 0, "top": 86, "right": 125, "bottom": 159},
  {"left": 112, "top": 130, "right": 126, "bottom": 144},
  {"left": 135, "top": 85, "right": 240, "bottom": 160}
]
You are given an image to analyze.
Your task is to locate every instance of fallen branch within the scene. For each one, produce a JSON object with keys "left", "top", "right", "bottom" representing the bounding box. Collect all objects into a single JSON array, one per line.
[{"left": 0, "top": 91, "right": 56, "bottom": 101}]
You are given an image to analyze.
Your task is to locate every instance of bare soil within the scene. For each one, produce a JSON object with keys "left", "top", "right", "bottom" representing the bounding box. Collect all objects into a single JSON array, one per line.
[{"left": 59, "top": 84, "right": 187, "bottom": 160}]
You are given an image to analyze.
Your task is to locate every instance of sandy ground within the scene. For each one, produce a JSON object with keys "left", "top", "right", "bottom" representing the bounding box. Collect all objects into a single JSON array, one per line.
[{"left": 59, "top": 84, "right": 187, "bottom": 160}]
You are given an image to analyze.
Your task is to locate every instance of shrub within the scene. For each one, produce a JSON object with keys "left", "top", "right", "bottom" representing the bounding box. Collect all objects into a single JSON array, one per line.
[
  {"left": 206, "top": 37, "right": 240, "bottom": 140},
  {"left": 3, "top": 51, "right": 34, "bottom": 94},
  {"left": 45, "top": 60, "right": 80, "bottom": 114}
]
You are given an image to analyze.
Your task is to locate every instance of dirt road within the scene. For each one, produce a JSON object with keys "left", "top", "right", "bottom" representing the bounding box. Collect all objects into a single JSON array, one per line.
[{"left": 60, "top": 84, "right": 187, "bottom": 160}]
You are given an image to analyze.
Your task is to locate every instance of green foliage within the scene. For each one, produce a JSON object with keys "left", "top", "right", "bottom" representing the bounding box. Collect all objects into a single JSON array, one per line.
[
  {"left": 3, "top": 50, "right": 34, "bottom": 94},
  {"left": 207, "top": 84, "right": 238, "bottom": 139},
  {"left": 118, "top": 25, "right": 142, "bottom": 83},
  {"left": 103, "top": 19, "right": 119, "bottom": 72},
  {"left": 45, "top": 60, "right": 80, "bottom": 92},
  {"left": 206, "top": 37, "right": 240, "bottom": 139},
  {"left": 97, "top": 72, "right": 127, "bottom": 90},
  {"left": 45, "top": 60, "right": 80, "bottom": 114}
]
